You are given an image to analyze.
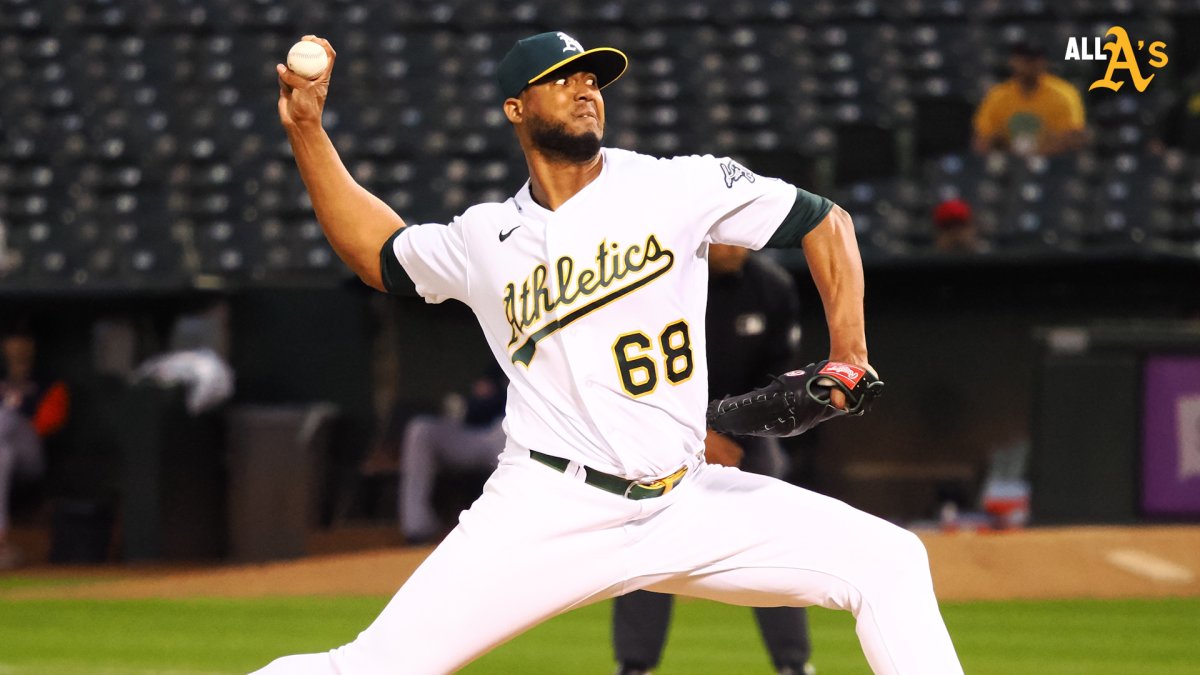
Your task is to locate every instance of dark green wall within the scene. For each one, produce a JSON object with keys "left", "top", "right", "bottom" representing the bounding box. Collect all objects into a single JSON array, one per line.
[
  {"left": 6, "top": 253, "right": 1198, "bottom": 529},
  {"left": 790, "top": 256, "right": 1200, "bottom": 520}
]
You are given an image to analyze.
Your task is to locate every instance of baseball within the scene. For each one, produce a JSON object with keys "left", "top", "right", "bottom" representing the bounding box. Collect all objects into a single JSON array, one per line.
[{"left": 287, "top": 40, "right": 329, "bottom": 79}]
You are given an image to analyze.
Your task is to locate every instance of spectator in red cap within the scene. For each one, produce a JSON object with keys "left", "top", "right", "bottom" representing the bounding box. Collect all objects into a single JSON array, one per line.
[{"left": 933, "top": 199, "right": 988, "bottom": 253}]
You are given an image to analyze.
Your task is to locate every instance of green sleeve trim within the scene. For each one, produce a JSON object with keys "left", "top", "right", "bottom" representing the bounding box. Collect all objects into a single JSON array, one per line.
[
  {"left": 380, "top": 227, "right": 417, "bottom": 296},
  {"left": 765, "top": 188, "right": 833, "bottom": 249}
]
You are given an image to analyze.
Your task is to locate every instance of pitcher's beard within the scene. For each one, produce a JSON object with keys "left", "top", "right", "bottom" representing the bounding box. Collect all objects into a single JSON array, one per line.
[{"left": 528, "top": 116, "right": 602, "bottom": 163}]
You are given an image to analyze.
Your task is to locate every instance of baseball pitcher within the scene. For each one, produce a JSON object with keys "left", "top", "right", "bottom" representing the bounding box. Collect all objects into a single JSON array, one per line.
[{"left": 257, "top": 31, "right": 962, "bottom": 675}]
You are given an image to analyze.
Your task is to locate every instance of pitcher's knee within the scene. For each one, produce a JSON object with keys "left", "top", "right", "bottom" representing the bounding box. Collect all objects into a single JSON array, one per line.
[
  {"left": 891, "top": 528, "right": 930, "bottom": 571},
  {"left": 858, "top": 526, "right": 933, "bottom": 593}
]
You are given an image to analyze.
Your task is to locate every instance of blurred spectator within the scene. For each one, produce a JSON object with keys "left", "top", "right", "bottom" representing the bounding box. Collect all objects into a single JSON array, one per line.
[
  {"left": 0, "top": 217, "right": 11, "bottom": 279},
  {"left": 397, "top": 365, "right": 507, "bottom": 544},
  {"left": 972, "top": 42, "right": 1087, "bottom": 156},
  {"left": 932, "top": 198, "right": 990, "bottom": 254},
  {"left": 1150, "top": 67, "right": 1200, "bottom": 155},
  {"left": 0, "top": 325, "right": 70, "bottom": 568}
]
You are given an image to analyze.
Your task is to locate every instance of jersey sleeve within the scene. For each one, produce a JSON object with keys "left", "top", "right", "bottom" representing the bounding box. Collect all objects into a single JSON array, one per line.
[
  {"left": 678, "top": 155, "right": 830, "bottom": 250},
  {"left": 380, "top": 218, "right": 470, "bottom": 304}
]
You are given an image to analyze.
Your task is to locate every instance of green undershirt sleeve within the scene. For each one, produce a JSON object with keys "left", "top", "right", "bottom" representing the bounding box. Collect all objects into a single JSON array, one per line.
[
  {"left": 380, "top": 227, "right": 417, "bottom": 296},
  {"left": 764, "top": 187, "right": 834, "bottom": 249}
]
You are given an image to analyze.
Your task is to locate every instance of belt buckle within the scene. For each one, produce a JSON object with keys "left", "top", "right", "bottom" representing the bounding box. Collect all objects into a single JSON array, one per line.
[{"left": 624, "top": 465, "right": 689, "bottom": 498}]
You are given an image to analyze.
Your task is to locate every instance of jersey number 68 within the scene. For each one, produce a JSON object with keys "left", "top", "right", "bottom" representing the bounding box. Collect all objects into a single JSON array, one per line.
[{"left": 612, "top": 320, "right": 694, "bottom": 397}]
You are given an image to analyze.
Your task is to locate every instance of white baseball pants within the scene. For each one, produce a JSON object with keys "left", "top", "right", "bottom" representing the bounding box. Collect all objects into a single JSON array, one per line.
[{"left": 255, "top": 446, "right": 963, "bottom": 675}]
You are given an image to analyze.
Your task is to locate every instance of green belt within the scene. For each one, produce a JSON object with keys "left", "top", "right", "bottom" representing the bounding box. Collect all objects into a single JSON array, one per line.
[{"left": 529, "top": 449, "right": 689, "bottom": 500}]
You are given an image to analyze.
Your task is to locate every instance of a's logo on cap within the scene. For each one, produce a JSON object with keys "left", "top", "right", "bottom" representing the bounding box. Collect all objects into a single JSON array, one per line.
[{"left": 557, "top": 32, "right": 584, "bottom": 53}]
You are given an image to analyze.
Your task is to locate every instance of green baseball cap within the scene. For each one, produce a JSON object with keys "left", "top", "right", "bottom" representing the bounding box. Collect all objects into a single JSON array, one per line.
[{"left": 497, "top": 31, "right": 628, "bottom": 99}]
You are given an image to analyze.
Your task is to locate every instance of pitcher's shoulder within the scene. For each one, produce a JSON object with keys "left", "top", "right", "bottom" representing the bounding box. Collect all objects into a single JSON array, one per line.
[
  {"left": 460, "top": 199, "right": 520, "bottom": 222},
  {"left": 447, "top": 200, "right": 523, "bottom": 239},
  {"left": 606, "top": 148, "right": 721, "bottom": 179}
]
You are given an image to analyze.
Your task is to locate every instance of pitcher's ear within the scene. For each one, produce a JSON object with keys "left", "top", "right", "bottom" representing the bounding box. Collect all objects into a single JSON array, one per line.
[{"left": 504, "top": 97, "right": 522, "bottom": 123}]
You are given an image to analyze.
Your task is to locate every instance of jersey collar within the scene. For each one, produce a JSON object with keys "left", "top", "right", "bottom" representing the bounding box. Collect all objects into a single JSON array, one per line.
[{"left": 512, "top": 148, "right": 609, "bottom": 221}]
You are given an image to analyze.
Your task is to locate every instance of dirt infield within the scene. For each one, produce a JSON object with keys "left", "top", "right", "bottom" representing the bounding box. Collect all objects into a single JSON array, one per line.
[
  {"left": 4, "top": 525, "right": 1198, "bottom": 602},
  {"left": 922, "top": 525, "right": 1200, "bottom": 601}
]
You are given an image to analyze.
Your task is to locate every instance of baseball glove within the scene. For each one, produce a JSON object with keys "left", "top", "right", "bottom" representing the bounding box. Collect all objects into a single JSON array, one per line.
[{"left": 706, "top": 361, "right": 884, "bottom": 438}]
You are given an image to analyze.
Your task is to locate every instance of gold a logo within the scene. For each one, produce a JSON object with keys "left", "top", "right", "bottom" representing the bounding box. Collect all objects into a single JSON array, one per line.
[{"left": 1085, "top": 26, "right": 1168, "bottom": 93}]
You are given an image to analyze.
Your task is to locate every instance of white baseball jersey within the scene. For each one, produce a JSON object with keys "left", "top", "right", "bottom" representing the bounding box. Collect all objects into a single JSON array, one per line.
[{"left": 385, "top": 148, "right": 822, "bottom": 479}]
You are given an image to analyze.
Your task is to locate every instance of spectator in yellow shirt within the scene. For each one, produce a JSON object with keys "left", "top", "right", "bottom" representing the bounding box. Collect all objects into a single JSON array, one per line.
[{"left": 972, "top": 42, "right": 1087, "bottom": 156}]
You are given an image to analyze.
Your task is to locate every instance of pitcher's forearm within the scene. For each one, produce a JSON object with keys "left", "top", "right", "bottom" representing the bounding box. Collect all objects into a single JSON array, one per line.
[
  {"left": 802, "top": 205, "right": 868, "bottom": 364},
  {"left": 286, "top": 122, "right": 404, "bottom": 290}
]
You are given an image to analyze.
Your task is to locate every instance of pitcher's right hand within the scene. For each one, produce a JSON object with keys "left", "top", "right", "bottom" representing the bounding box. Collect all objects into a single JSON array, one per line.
[{"left": 277, "top": 35, "right": 336, "bottom": 130}]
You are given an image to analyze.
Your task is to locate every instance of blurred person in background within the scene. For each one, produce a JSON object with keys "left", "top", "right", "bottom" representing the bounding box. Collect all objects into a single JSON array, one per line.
[
  {"left": 972, "top": 42, "right": 1087, "bottom": 156},
  {"left": 932, "top": 198, "right": 989, "bottom": 254},
  {"left": 611, "top": 244, "right": 814, "bottom": 675},
  {"left": 0, "top": 324, "right": 69, "bottom": 568},
  {"left": 396, "top": 365, "right": 507, "bottom": 544},
  {"left": 1150, "top": 65, "right": 1200, "bottom": 155},
  {"left": 0, "top": 216, "right": 11, "bottom": 278}
]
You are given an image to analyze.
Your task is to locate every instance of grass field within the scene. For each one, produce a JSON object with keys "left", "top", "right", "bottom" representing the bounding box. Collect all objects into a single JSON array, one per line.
[{"left": 1, "top": 594, "right": 1198, "bottom": 674}]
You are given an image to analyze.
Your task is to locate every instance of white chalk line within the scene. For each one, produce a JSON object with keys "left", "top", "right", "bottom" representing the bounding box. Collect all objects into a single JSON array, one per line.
[{"left": 1105, "top": 548, "right": 1196, "bottom": 584}]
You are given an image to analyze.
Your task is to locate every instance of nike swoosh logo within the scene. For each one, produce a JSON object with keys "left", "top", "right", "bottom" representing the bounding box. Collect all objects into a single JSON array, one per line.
[{"left": 499, "top": 226, "right": 522, "bottom": 242}]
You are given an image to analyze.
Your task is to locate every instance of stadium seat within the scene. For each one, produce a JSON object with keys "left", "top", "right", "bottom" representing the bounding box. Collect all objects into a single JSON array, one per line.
[{"left": 1, "top": 0, "right": 1197, "bottom": 293}]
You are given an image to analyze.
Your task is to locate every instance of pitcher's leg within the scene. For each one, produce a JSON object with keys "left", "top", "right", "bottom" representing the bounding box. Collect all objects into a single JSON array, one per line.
[
  {"left": 255, "top": 525, "right": 551, "bottom": 675},
  {"left": 641, "top": 465, "right": 961, "bottom": 675},
  {"left": 735, "top": 437, "right": 810, "bottom": 672},
  {"left": 256, "top": 454, "right": 636, "bottom": 675},
  {"left": 612, "top": 590, "right": 674, "bottom": 671}
]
